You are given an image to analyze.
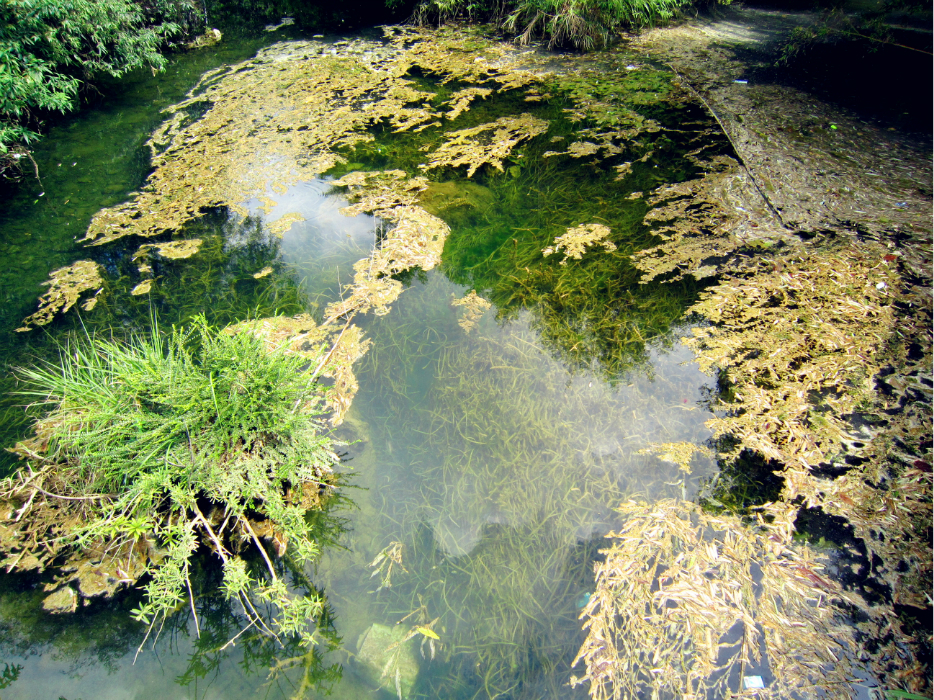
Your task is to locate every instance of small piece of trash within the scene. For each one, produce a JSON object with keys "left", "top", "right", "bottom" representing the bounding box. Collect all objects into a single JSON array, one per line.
[
  {"left": 733, "top": 79, "right": 748, "bottom": 84},
  {"left": 895, "top": 202, "right": 907, "bottom": 207},
  {"left": 876, "top": 282, "right": 887, "bottom": 290},
  {"left": 626, "top": 64, "right": 638, "bottom": 70},
  {"left": 743, "top": 676, "right": 766, "bottom": 689}
]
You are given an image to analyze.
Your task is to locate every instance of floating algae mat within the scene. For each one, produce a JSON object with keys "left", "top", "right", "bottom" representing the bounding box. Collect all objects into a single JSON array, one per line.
[{"left": 0, "top": 26, "right": 737, "bottom": 699}]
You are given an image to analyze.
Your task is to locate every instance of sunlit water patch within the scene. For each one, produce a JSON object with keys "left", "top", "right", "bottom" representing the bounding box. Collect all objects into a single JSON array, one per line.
[{"left": 0, "top": 29, "right": 734, "bottom": 700}]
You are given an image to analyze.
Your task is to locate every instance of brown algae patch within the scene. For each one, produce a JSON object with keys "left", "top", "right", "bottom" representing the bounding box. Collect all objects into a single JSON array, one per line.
[
  {"left": 542, "top": 223, "right": 616, "bottom": 265},
  {"left": 17, "top": 260, "right": 103, "bottom": 331},
  {"left": 450, "top": 290, "right": 491, "bottom": 332}
]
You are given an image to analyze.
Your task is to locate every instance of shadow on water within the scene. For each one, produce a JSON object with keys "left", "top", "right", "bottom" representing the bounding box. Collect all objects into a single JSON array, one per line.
[{"left": 0, "top": 37, "right": 730, "bottom": 699}]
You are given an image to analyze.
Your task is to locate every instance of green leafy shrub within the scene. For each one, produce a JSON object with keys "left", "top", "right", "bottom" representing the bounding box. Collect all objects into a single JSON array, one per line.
[
  {"left": 0, "top": 0, "right": 199, "bottom": 178},
  {"left": 0, "top": 317, "right": 338, "bottom": 647}
]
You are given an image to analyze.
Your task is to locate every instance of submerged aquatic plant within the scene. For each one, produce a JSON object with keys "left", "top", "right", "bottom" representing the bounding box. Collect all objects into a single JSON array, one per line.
[{"left": 0, "top": 316, "right": 345, "bottom": 649}]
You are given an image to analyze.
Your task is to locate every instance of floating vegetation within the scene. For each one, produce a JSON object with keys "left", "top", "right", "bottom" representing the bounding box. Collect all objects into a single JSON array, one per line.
[
  {"left": 687, "top": 243, "right": 898, "bottom": 469},
  {"left": 685, "top": 240, "right": 932, "bottom": 622},
  {"left": 444, "top": 86, "right": 492, "bottom": 120},
  {"left": 542, "top": 223, "right": 617, "bottom": 265},
  {"left": 268, "top": 212, "right": 305, "bottom": 238},
  {"left": 637, "top": 440, "right": 712, "bottom": 473},
  {"left": 450, "top": 290, "right": 490, "bottom": 332},
  {"left": 420, "top": 114, "right": 549, "bottom": 177},
  {"left": 76, "top": 25, "right": 546, "bottom": 253},
  {"left": 0, "top": 318, "right": 343, "bottom": 649},
  {"left": 325, "top": 171, "right": 449, "bottom": 321},
  {"left": 572, "top": 499, "right": 868, "bottom": 700},
  {"left": 129, "top": 279, "right": 154, "bottom": 296},
  {"left": 146, "top": 238, "right": 203, "bottom": 260},
  {"left": 226, "top": 314, "right": 370, "bottom": 426},
  {"left": 16, "top": 260, "right": 103, "bottom": 331}
]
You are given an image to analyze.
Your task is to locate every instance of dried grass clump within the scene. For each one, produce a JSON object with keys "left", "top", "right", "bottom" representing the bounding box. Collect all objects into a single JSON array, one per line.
[{"left": 572, "top": 499, "right": 868, "bottom": 700}]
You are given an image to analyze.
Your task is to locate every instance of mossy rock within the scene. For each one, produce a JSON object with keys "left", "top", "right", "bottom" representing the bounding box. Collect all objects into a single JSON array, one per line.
[{"left": 354, "top": 623, "right": 420, "bottom": 698}]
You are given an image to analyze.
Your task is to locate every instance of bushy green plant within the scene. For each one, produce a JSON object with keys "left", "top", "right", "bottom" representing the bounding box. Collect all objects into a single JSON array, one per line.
[
  {"left": 0, "top": 0, "right": 199, "bottom": 178},
  {"left": 1, "top": 317, "right": 338, "bottom": 648}
]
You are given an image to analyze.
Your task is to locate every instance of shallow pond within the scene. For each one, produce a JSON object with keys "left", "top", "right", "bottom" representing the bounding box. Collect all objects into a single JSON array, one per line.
[{"left": 0, "top": 27, "right": 731, "bottom": 700}]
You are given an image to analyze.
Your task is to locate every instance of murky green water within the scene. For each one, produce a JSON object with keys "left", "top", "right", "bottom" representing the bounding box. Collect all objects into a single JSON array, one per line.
[{"left": 0, "top": 31, "right": 729, "bottom": 700}]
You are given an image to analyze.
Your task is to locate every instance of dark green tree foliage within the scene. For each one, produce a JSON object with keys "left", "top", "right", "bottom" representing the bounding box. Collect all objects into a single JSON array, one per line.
[{"left": 0, "top": 0, "right": 197, "bottom": 177}]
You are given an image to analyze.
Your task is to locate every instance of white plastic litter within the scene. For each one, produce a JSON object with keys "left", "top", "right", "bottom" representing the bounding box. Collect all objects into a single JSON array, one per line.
[{"left": 743, "top": 675, "right": 766, "bottom": 689}]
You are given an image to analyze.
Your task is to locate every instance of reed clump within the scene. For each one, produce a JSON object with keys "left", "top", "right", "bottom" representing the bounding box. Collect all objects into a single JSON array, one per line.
[{"left": 0, "top": 316, "right": 344, "bottom": 650}]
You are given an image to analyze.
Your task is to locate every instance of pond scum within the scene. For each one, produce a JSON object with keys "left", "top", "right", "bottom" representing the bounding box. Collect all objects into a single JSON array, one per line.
[{"left": 3, "top": 22, "right": 931, "bottom": 700}]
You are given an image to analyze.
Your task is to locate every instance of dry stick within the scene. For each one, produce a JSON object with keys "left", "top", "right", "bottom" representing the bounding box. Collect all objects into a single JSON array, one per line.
[
  {"left": 186, "top": 573, "right": 202, "bottom": 639},
  {"left": 192, "top": 506, "right": 279, "bottom": 641},
  {"left": 239, "top": 515, "right": 278, "bottom": 582},
  {"left": 28, "top": 484, "right": 112, "bottom": 501},
  {"left": 666, "top": 63, "right": 788, "bottom": 230}
]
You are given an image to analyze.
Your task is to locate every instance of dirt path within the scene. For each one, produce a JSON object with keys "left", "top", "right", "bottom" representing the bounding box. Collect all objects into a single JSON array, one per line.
[{"left": 627, "top": 6, "right": 932, "bottom": 278}]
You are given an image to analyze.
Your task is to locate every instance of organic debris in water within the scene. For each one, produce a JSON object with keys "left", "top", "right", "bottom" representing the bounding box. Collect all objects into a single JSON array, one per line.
[
  {"left": 420, "top": 114, "right": 549, "bottom": 178},
  {"left": 450, "top": 290, "right": 490, "bottom": 332},
  {"left": 268, "top": 212, "right": 305, "bottom": 238},
  {"left": 688, "top": 244, "right": 897, "bottom": 469},
  {"left": 325, "top": 171, "right": 449, "bottom": 321},
  {"left": 542, "top": 223, "right": 616, "bottom": 265},
  {"left": 685, "top": 240, "right": 932, "bottom": 619},
  {"left": 637, "top": 441, "right": 712, "bottom": 474},
  {"left": 572, "top": 499, "right": 868, "bottom": 700},
  {"left": 16, "top": 260, "right": 103, "bottom": 331},
  {"left": 368, "top": 540, "right": 406, "bottom": 591},
  {"left": 444, "top": 86, "right": 492, "bottom": 120},
  {"left": 76, "top": 27, "right": 546, "bottom": 251},
  {"left": 149, "top": 238, "right": 203, "bottom": 259},
  {"left": 130, "top": 279, "right": 154, "bottom": 296}
]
